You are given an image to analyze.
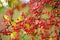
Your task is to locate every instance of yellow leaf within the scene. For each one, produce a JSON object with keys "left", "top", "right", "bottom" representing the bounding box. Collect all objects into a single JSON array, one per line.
[
  {"left": 49, "top": 38, "right": 52, "bottom": 40},
  {"left": 11, "top": 21, "right": 16, "bottom": 26},
  {"left": 41, "top": 14, "right": 49, "bottom": 19},
  {"left": 24, "top": 24, "right": 31, "bottom": 29},
  {"left": 15, "top": 16, "right": 24, "bottom": 22},
  {"left": 4, "top": 15, "right": 10, "bottom": 21},
  {"left": 18, "top": 16, "right": 24, "bottom": 21},
  {"left": 10, "top": 32, "right": 17, "bottom": 38},
  {"left": 0, "top": 1, "right": 2, "bottom": 4},
  {"left": 12, "top": 0, "right": 18, "bottom": 3}
]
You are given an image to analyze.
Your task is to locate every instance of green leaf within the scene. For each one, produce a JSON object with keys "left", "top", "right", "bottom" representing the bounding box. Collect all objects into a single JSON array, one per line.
[
  {"left": 41, "top": 14, "right": 49, "bottom": 19},
  {"left": 20, "top": 29, "right": 30, "bottom": 40},
  {"left": 8, "top": 0, "right": 13, "bottom": 8},
  {"left": 20, "top": 29, "right": 26, "bottom": 37},
  {"left": 46, "top": 5, "right": 52, "bottom": 12},
  {"left": 0, "top": 7, "right": 5, "bottom": 20},
  {"left": 43, "top": 4, "right": 52, "bottom": 12},
  {"left": 49, "top": 25, "right": 56, "bottom": 37},
  {"left": 58, "top": 30, "right": 60, "bottom": 34},
  {"left": 34, "top": 36, "right": 39, "bottom": 40},
  {"left": 58, "top": 0, "right": 60, "bottom": 2},
  {"left": 1, "top": 35, "right": 10, "bottom": 40},
  {"left": 13, "top": 10, "right": 20, "bottom": 21},
  {"left": 13, "top": 6, "right": 29, "bottom": 21},
  {"left": 23, "top": 35, "right": 30, "bottom": 40},
  {"left": 31, "top": 33, "right": 36, "bottom": 36}
]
